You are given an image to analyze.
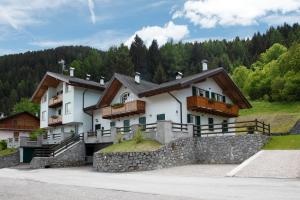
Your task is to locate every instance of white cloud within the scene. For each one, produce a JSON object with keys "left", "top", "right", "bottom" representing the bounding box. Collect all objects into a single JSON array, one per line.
[
  {"left": 173, "top": 0, "right": 300, "bottom": 28},
  {"left": 125, "top": 21, "right": 189, "bottom": 47},
  {"left": 30, "top": 30, "right": 128, "bottom": 50},
  {"left": 88, "top": 0, "right": 96, "bottom": 24}
]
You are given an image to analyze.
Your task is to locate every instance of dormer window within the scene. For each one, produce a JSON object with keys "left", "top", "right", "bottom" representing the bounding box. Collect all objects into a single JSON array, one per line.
[{"left": 120, "top": 92, "right": 130, "bottom": 103}]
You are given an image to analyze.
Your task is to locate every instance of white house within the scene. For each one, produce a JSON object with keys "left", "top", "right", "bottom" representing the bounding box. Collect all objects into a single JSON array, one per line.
[
  {"left": 91, "top": 62, "right": 251, "bottom": 139},
  {"left": 31, "top": 70, "right": 105, "bottom": 144}
]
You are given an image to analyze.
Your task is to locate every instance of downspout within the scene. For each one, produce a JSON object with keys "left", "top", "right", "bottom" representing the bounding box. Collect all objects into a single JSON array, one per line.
[
  {"left": 83, "top": 89, "right": 93, "bottom": 131},
  {"left": 168, "top": 92, "right": 182, "bottom": 124}
]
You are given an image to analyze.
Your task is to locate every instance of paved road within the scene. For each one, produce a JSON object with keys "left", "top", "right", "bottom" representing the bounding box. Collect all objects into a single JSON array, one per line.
[
  {"left": 0, "top": 165, "right": 299, "bottom": 200},
  {"left": 229, "top": 150, "right": 300, "bottom": 178}
]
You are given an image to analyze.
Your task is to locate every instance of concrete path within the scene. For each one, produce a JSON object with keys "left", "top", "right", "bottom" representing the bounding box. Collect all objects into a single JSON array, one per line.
[
  {"left": 228, "top": 150, "right": 300, "bottom": 178},
  {"left": 0, "top": 165, "right": 299, "bottom": 200}
]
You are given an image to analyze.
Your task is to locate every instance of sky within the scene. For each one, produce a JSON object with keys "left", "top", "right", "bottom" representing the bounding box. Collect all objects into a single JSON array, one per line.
[{"left": 0, "top": 0, "right": 300, "bottom": 55}]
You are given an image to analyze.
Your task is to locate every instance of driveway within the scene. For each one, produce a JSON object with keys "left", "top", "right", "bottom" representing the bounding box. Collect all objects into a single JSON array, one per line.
[{"left": 0, "top": 165, "right": 299, "bottom": 200}]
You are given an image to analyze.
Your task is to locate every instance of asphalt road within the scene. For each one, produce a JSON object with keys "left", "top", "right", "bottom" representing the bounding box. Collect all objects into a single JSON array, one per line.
[{"left": 0, "top": 165, "right": 299, "bottom": 200}]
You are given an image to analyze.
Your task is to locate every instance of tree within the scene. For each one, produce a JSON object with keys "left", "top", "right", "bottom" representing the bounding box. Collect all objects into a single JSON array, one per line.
[
  {"left": 231, "top": 66, "right": 251, "bottom": 93},
  {"left": 148, "top": 40, "right": 161, "bottom": 80},
  {"left": 153, "top": 64, "right": 167, "bottom": 84},
  {"left": 13, "top": 98, "right": 40, "bottom": 116}
]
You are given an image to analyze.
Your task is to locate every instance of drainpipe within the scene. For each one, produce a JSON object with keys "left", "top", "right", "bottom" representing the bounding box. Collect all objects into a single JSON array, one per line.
[
  {"left": 83, "top": 89, "right": 93, "bottom": 131},
  {"left": 168, "top": 92, "right": 182, "bottom": 124}
]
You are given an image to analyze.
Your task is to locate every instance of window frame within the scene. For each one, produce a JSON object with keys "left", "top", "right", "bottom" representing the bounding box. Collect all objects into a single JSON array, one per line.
[
  {"left": 65, "top": 102, "right": 71, "bottom": 115},
  {"left": 157, "top": 114, "right": 165, "bottom": 121},
  {"left": 208, "top": 117, "right": 214, "bottom": 131},
  {"left": 120, "top": 92, "right": 130, "bottom": 104}
]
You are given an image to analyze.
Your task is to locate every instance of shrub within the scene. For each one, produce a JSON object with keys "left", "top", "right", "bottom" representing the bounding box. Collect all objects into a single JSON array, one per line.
[
  {"left": 133, "top": 128, "right": 144, "bottom": 144},
  {"left": 116, "top": 132, "right": 123, "bottom": 144},
  {"left": 0, "top": 140, "right": 7, "bottom": 150},
  {"left": 29, "top": 128, "right": 45, "bottom": 140}
]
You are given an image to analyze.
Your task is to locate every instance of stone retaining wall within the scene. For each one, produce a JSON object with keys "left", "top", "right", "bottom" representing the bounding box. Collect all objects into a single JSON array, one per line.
[
  {"left": 93, "top": 134, "right": 269, "bottom": 172},
  {"left": 0, "top": 151, "right": 19, "bottom": 168},
  {"left": 30, "top": 141, "right": 85, "bottom": 169}
]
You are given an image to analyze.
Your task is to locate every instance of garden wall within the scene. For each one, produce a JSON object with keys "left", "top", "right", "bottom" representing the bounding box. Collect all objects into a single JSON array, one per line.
[
  {"left": 93, "top": 134, "right": 269, "bottom": 172},
  {"left": 0, "top": 151, "right": 19, "bottom": 168}
]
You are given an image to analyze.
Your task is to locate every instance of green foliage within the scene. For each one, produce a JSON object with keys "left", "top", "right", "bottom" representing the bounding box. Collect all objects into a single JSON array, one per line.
[
  {"left": 13, "top": 98, "right": 39, "bottom": 115},
  {"left": 29, "top": 128, "right": 45, "bottom": 141},
  {"left": 0, "top": 148, "right": 17, "bottom": 157},
  {"left": 0, "top": 140, "right": 7, "bottom": 151},
  {"left": 133, "top": 128, "right": 144, "bottom": 144},
  {"left": 116, "top": 132, "right": 123, "bottom": 144},
  {"left": 263, "top": 135, "right": 300, "bottom": 150},
  {"left": 100, "top": 139, "right": 161, "bottom": 153}
]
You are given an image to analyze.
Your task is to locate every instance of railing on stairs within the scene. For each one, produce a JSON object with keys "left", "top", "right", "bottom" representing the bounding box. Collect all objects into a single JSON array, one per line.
[{"left": 33, "top": 133, "right": 83, "bottom": 157}]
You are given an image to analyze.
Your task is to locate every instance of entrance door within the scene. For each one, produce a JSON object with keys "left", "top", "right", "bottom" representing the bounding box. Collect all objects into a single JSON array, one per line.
[
  {"left": 195, "top": 116, "right": 201, "bottom": 136},
  {"left": 23, "top": 148, "right": 34, "bottom": 163}
]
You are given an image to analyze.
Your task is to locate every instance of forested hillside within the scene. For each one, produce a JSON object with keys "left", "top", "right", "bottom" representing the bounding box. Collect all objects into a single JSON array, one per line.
[{"left": 0, "top": 23, "right": 300, "bottom": 114}]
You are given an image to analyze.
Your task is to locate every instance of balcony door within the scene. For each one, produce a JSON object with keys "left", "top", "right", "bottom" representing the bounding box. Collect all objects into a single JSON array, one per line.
[{"left": 195, "top": 116, "right": 201, "bottom": 135}]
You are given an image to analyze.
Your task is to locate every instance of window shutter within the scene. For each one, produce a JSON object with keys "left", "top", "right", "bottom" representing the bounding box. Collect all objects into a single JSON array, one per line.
[
  {"left": 187, "top": 114, "right": 193, "bottom": 123},
  {"left": 192, "top": 86, "right": 197, "bottom": 96},
  {"left": 123, "top": 120, "right": 130, "bottom": 132},
  {"left": 157, "top": 114, "right": 165, "bottom": 121},
  {"left": 205, "top": 91, "right": 210, "bottom": 98},
  {"left": 222, "top": 96, "right": 226, "bottom": 103},
  {"left": 139, "top": 117, "right": 146, "bottom": 125},
  {"left": 110, "top": 121, "right": 115, "bottom": 127}
]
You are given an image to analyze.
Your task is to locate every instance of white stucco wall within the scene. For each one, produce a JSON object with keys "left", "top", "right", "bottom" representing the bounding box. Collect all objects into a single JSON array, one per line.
[{"left": 93, "top": 78, "right": 236, "bottom": 130}]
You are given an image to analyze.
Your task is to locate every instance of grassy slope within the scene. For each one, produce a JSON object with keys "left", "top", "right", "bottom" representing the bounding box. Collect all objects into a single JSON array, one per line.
[
  {"left": 263, "top": 135, "right": 300, "bottom": 150},
  {"left": 0, "top": 148, "right": 17, "bottom": 157},
  {"left": 100, "top": 139, "right": 162, "bottom": 153},
  {"left": 238, "top": 101, "right": 300, "bottom": 133}
]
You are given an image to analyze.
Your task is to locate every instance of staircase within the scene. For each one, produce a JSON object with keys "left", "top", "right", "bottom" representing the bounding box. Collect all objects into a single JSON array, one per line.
[
  {"left": 33, "top": 134, "right": 83, "bottom": 157},
  {"left": 290, "top": 120, "right": 300, "bottom": 134}
]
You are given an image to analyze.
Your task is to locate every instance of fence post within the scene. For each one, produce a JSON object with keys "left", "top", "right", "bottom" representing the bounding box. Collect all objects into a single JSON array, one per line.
[
  {"left": 255, "top": 119, "right": 258, "bottom": 133},
  {"left": 262, "top": 121, "right": 265, "bottom": 134},
  {"left": 268, "top": 124, "right": 271, "bottom": 135}
]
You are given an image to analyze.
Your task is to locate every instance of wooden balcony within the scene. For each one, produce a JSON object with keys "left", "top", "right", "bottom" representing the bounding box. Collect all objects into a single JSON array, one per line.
[
  {"left": 187, "top": 96, "right": 239, "bottom": 117},
  {"left": 102, "top": 100, "right": 146, "bottom": 119},
  {"left": 48, "top": 115, "right": 62, "bottom": 126},
  {"left": 48, "top": 94, "right": 63, "bottom": 108}
]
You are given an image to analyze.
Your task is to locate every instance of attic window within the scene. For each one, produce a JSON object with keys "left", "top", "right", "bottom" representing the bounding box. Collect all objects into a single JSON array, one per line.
[{"left": 120, "top": 92, "right": 130, "bottom": 103}]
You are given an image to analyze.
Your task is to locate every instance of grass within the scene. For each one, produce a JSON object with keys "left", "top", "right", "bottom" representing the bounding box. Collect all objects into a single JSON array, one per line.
[
  {"left": 263, "top": 135, "right": 300, "bottom": 150},
  {"left": 100, "top": 139, "right": 162, "bottom": 153},
  {"left": 238, "top": 101, "right": 300, "bottom": 133},
  {"left": 0, "top": 148, "right": 17, "bottom": 157}
]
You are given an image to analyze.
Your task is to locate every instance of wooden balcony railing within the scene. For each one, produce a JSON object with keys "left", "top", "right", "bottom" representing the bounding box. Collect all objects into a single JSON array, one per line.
[
  {"left": 102, "top": 100, "right": 146, "bottom": 119},
  {"left": 187, "top": 96, "right": 239, "bottom": 117},
  {"left": 48, "top": 115, "right": 62, "bottom": 126},
  {"left": 48, "top": 94, "right": 63, "bottom": 108}
]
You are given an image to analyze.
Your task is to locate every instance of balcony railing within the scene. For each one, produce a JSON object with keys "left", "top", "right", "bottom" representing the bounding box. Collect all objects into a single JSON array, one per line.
[
  {"left": 102, "top": 100, "right": 146, "bottom": 119},
  {"left": 48, "top": 94, "right": 63, "bottom": 108},
  {"left": 187, "top": 96, "right": 239, "bottom": 117},
  {"left": 48, "top": 115, "right": 62, "bottom": 126}
]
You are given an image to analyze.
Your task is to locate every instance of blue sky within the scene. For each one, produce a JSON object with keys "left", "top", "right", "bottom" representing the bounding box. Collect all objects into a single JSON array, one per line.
[{"left": 0, "top": 0, "right": 300, "bottom": 55}]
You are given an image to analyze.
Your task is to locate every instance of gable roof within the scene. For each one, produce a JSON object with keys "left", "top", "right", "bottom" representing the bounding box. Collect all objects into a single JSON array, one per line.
[
  {"left": 31, "top": 72, "right": 106, "bottom": 103},
  {"left": 0, "top": 111, "right": 39, "bottom": 123},
  {"left": 96, "top": 68, "right": 251, "bottom": 109}
]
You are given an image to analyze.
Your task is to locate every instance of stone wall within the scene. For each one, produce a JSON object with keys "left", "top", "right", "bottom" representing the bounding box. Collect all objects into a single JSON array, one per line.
[
  {"left": 93, "top": 134, "right": 269, "bottom": 172},
  {"left": 0, "top": 151, "right": 19, "bottom": 168},
  {"left": 30, "top": 141, "right": 85, "bottom": 169}
]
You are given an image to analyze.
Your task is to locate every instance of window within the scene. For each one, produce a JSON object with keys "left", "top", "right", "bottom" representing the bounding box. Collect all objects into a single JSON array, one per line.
[
  {"left": 139, "top": 117, "right": 146, "bottom": 130},
  {"left": 208, "top": 118, "right": 214, "bottom": 131},
  {"left": 58, "top": 109, "right": 61, "bottom": 116},
  {"left": 95, "top": 124, "right": 101, "bottom": 131},
  {"left": 120, "top": 92, "right": 130, "bottom": 103},
  {"left": 222, "top": 120, "right": 228, "bottom": 133},
  {"left": 110, "top": 121, "right": 116, "bottom": 127},
  {"left": 192, "top": 86, "right": 207, "bottom": 97},
  {"left": 57, "top": 90, "right": 63, "bottom": 95},
  {"left": 205, "top": 91, "right": 210, "bottom": 98},
  {"left": 42, "top": 111, "right": 46, "bottom": 121},
  {"left": 157, "top": 114, "right": 165, "bottom": 121},
  {"left": 222, "top": 96, "right": 226, "bottom": 103},
  {"left": 65, "top": 102, "right": 71, "bottom": 115},
  {"left": 123, "top": 120, "right": 130, "bottom": 132},
  {"left": 211, "top": 92, "right": 216, "bottom": 100},
  {"left": 187, "top": 114, "right": 193, "bottom": 123}
]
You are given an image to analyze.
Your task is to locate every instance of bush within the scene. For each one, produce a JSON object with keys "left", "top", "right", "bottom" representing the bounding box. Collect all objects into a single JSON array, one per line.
[
  {"left": 133, "top": 128, "right": 144, "bottom": 144},
  {"left": 0, "top": 140, "right": 7, "bottom": 150},
  {"left": 29, "top": 128, "right": 45, "bottom": 140},
  {"left": 116, "top": 132, "right": 123, "bottom": 144}
]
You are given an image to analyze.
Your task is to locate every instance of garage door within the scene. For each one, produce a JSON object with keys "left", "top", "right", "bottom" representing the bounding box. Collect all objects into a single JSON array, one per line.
[{"left": 23, "top": 148, "right": 34, "bottom": 163}]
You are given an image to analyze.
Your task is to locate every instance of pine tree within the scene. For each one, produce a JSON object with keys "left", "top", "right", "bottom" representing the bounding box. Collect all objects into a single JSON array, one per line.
[
  {"left": 129, "top": 35, "right": 148, "bottom": 78},
  {"left": 153, "top": 64, "right": 167, "bottom": 84}
]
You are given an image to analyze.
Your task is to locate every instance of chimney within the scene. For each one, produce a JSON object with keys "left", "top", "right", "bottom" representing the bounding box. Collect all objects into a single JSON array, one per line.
[
  {"left": 86, "top": 74, "right": 91, "bottom": 81},
  {"left": 69, "top": 67, "right": 75, "bottom": 77},
  {"left": 100, "top": 76, "right": 105, "bottom": 86},
  {"left": 201, "top": 59, "right": 208, "bottom": 71},
  {"left": 0, "top": 112, "right": 5, "bottom": 119},
  {"left": 135, "top": 72, "right": 140, "bottom": 84},
  {"left": 58, "top": 59, "right": 66, "bottom": 74},
  {"left": 176, "top": 72, "right": 183, "bottom": 80}
]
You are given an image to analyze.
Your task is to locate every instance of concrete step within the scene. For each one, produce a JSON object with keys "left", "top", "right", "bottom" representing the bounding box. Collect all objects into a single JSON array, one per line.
[{"left": 227, "top": 150, "right": 300, "bottom": 179}]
